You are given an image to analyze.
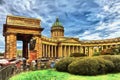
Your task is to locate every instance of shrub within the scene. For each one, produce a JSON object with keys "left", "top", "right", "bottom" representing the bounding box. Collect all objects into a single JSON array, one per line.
[
  {"left": 70, "top": 53, "right": 86, "bottom": 57},
  {"left": 96, "top": 57, "right": 114, "bottom": 73},
  {"left": 93, "top": 52, "right": 100, "bottom": 56},
  {"left": 55, "top": 57, "right": 75, "bottom": 72},
  {"left": 68, "top": 57, "right": 114, "bottom": 75},
  {"left": 101, "top": 55, "right": 120, "bottom": 72},
  {"left": 100, "top": 49, "right": 114, "bottom": 55}
]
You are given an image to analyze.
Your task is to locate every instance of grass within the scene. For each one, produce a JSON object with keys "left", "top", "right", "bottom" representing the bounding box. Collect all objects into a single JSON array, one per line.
[{"left": 10, "top": 69, "right": 120, "bottom": 80}]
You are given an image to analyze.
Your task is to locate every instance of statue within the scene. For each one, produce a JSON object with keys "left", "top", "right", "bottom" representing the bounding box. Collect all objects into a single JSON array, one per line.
[{"left": 30, "top": 39, "right": 36, "bottom": 50}]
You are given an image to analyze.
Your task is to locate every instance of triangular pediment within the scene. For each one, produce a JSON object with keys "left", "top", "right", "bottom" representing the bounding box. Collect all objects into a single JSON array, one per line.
[{"left": 62, "top": 38, "right": 80, "bottom": 43}]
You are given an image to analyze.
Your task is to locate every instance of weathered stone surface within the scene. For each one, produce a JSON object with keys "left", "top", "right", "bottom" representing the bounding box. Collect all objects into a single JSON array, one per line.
[
  {"left": 3, "top": 15, "right": 43, "bottom": 59},
  {"left": 7, "top": 15, "right": 40, "bottom": 28}
]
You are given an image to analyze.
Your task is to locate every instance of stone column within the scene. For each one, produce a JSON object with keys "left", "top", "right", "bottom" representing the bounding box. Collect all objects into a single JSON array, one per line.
[
  {"left": 42, "top": 44, "right": 44, "bottom": 57},
  {"left": 96, "top": 46, "right": 99, "bottom": 52},
  {"left": 76, "top": 46, "right": 79, "bottom": 53},
  {"left": 62, "top": 46, "right": 64, "bottom": 57},
  {"left": 64, "top": 46, "right": 66, "bottom": 57},
  {"left": 87, "top": 47, "right": 89, "bottom": 56},
  {"left": 55, "top": 46, "right": 57, "bottom": 58},
  {"left": 68, "top": 46, "right": 70, "bottom": 56},
  {"left": 5, "top": 34, "right": 10, "bottom": 58},
  {"left": 34, "top": 35, "right": 42, "bottom": 58},
  {"left": 89, "top": 47, "right": 93, "bottom": 56},
  {"left": 72, "top": 46, "right": 74, "bottom": 53},
  {"left": 106, "top": 46, "right": 108, "bottom": 49},
  {"left": 79, "top": 46, "right": 81, "bottom": 53},
  {"left": 86, "top": 47, "right": 89, "bottom": 55},
  {"left": 74, "top": 46, "right": 76, "bottom": 53},
  {"left": 48, "top": 45, "right": 50, "bottom": 57},
  {"left": 66, "top": 46, "right": 68, "bottom": 56},
  {"left": 51, "top": 45, "right": 54, "bottom": 58},
  {"left": 5, "top": 33, "right": 17, "bottom": 59},
  {"left": 45, "top": 44, "right": 47, "bottom": 57},
  {"left": 50, "top": 45, "right": 52, "bottom": 57},
  {"left": 101, "top": 46, "right": 103, "bottom": 50},
  {"left": 58, "top": 45, "right": 62, "bottom": 58},
  {"left": 83, "top": 47, "right": 85, "bottom": 54},
  {"left": 23, "top": 40, "right": 28, "bottom": 59}
]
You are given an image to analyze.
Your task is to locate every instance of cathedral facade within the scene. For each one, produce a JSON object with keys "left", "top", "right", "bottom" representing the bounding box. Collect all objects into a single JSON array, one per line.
[
  {"left": 3, "top": 15, "right": 120, "bottom": 59},
  {"left": 40, "top": 18, "right": 120, "bottom": 58}
]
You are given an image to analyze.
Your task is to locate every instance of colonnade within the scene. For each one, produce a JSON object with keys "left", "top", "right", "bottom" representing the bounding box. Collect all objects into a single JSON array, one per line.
[
  {"left": 42, "top": 44, "right": 58, "bottom": 58},
  {"left": 41, "top": 44, "right": 120, "bottom": 58},
  {"left": 52, "top": 31, "right": 64, "bottom": 37}
]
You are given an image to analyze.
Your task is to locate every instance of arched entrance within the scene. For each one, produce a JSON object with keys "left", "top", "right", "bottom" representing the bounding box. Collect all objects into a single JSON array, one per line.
[{"left": 3, "top": 15, "right": 44, "bottom": 59}]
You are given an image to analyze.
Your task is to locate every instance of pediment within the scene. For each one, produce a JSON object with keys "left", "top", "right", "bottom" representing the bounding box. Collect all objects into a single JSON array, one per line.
[{"left": 62, "top": 38, "right": 80, "bottom": 43}]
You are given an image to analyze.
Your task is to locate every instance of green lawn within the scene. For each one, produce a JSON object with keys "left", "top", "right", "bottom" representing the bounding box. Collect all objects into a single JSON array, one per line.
[{"left": 10, "top": 69, "right": 120, "bottom": 80}]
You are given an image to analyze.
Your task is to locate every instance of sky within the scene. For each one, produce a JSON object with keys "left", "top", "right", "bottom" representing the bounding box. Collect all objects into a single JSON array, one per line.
[{"left": 0, "top": 0, "right": 120, "bottom": 52}]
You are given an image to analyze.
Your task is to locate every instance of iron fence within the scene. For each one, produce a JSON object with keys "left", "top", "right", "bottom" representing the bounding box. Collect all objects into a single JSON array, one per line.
[{"left": 0, "top": 64, "right": 16, "bottom": 80}]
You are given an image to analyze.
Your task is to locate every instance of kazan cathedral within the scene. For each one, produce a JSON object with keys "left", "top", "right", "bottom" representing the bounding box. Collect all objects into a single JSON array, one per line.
[{"left": 3, "top": 15, "right": 120, "bottom": 59}]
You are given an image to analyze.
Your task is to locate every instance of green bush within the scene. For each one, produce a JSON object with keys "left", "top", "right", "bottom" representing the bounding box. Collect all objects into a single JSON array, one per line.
[
  {"left": 70, "top": 53, "right": 86, "bottom": 57},
  {"left": 100, "top": 49, "right": 113, "bottom": 55},
  {"left": 101, "top": 55, "right": 120, "bottom": 72},
  {"left": 55, "top": 57, "right": 75, "bottom": 72},
  {"left": 96, "top": 57, "right": 114, "bottom": 73},
  {"left": 93, "top": 52, "right": 100, "bottom": 56},
  {"left": 68, "top": 57, "right": 114, "bottom": 75}
]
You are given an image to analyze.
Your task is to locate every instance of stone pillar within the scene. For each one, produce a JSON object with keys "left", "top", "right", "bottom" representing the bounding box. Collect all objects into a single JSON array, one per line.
[
  {"left": 101, "top": 46, "right": 103, "bottom": 50},
  {"left": 68, "top": 46, "right": 70, "bottom": 56},
  {"left": 72, "top": 46, "right": 74, "bottom": 53},
  {"left": 45, "top": 44, "right": 47, "bottom": 57},
  {"left": 66, "top": 46, "right": 68, "bottom": 56},
  {"left": 79, "top": 46, "right": 81, "bottom": 53},
  {"left": 50, "top": 45, "right": 52, "bottom": 57},
  {"left": 83, "top": 47, "right": 85, "bottom": 54},
  {"left": 86, "top": 47, "right": 89, "bottom": 55},
  {"left": 80, "top": 46, "right": 83, "bottom": 53},
  {"left": 51, "top": 45, "right": 54, "bottom": 58},
  {"left": 34, "top": 35, "right": 42, "bottom": 58},
  {"left": 58, "top": 45, "right": 62, "bottom": 58},
  {"left": 88, "top": 47, "right": 89, "bottom": 56},
  {"left": 42, "top": 44, "right": 44, "bottom": 57},
  {"left": 76, "top": 46, "right": 79, "bottom": 52},
  {"left": 64, "top": 46, "right": 66, "bottom": 57},
  {"left": 5, "top": 33, "right": 17, "bottom": 59},
  {"left": 55, "top": 46, "right": 57, "bottom": 58},
  {"left": 62, "top": 46, "right": 64, "bottom": 57},
  {"left": 48, "top": 45, "right": 50, "bottom": 57},
  {"left": 43, "top": 44, "right": 45, "bottom": 57},
  {"left": 23, "top": 40, "right": 28, "bottom": 59},
  {"left": 89, "top": 47, "right": 93, "bottom": 56},
  {"left": 74, "top": 46, "right": 76, "bottom": 53},
  {"left": 96, "top": 46, "right": 99, "bottom": 52},
  {"left": 84, "top": 47, "right": 86, "bottom": 55},
  {"left": 106, "top": 46, "right": 108, "bottom": 49}
]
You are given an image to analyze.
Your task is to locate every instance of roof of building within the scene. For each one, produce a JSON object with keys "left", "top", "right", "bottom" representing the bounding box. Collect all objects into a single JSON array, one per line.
[{"left": 52, "top": 17, "right": 63, "bottom": 28}]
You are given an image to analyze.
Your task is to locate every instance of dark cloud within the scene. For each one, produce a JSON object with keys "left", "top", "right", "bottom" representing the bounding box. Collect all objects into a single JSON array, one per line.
[
  {"left": 0, "top": 0, "right": 120, "bottom": 52},
  {"left": 0, "top": 0, "right": 5, "bottom": 5}
]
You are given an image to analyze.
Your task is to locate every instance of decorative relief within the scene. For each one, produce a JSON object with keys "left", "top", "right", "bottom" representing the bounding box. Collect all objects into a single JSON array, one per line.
[{"left": 7, "top": 15, "right": 40, "bottom": 28}]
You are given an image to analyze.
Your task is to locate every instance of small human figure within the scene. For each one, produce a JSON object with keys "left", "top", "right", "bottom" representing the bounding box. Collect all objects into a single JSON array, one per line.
[
  {"left": 26, "top": 60, "right": 30, "bottom": 71},
  {"left": 31, "top": 60, "right": 36, "bottom": 70},
  {"left": 22, "top": 57, "right": 26, "bottom": 71},
  {"left": 50, "top": 60, "right": 55, "bottom": 68}
]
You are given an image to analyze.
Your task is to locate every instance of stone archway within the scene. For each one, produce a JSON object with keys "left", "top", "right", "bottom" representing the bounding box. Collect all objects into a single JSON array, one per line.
[{"left": 3, "top": 15, "right": 44, "bottom": 59}]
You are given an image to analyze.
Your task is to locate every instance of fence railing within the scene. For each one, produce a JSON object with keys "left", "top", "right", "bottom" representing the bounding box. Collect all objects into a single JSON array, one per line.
[{"left": 0, "top": 64, "right": 16, "bottom": 80}]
